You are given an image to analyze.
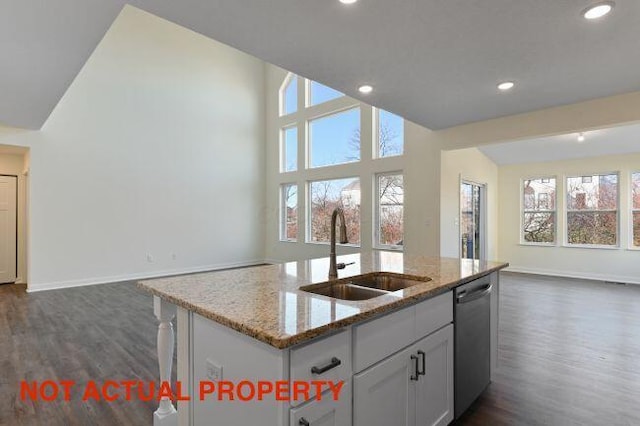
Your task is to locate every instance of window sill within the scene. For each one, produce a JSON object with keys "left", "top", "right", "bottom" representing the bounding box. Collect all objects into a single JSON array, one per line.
[
  {"left": 373, "top": 245, "right": 404, "bottom": 252},
  {"left": 304, "top": 240, "right": 362, "bottom": 249},
  {"left": 561, "top": 244, "right": 620, "bottom": 250},
  {"left": 518, "top": 242, "right": 557, "bottom": 247},
  {"left": 279, "top": 239, "right": 298, "bottom": 244}
]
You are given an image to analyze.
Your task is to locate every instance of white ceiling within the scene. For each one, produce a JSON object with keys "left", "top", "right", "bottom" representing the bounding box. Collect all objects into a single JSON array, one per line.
[
  {"left": 2, "top": 1, "right": 640, "bottom": 130},
  {"left": 479, "top": 122, "right": 640, "bottom": 165}
]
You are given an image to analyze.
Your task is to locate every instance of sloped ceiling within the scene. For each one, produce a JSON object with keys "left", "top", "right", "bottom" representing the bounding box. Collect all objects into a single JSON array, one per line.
[{"left": 2, "top": 0, "right": 640, "bottom": 130}]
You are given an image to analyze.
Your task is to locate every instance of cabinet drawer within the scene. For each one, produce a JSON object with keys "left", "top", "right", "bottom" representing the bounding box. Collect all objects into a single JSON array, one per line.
[
  {"left": 290, "top": 382, "right": 351, "bottom": 426},
  {"left": 414, "top": 291, "right": 453, "bottom": 341},
  {"left": 290, "top": 329, "right": 351, "bottom": 406},
  {"left": 353, "top": 306, "right": 415, "bottom": 373}
]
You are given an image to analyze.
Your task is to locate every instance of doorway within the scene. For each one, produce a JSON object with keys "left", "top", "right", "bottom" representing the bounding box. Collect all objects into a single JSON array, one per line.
[
  {"left": 460, "top": 181, "right": 486, "bottom": 260},
  {"left": 0, "top": 175, "right": 17, "bottom": 283}
]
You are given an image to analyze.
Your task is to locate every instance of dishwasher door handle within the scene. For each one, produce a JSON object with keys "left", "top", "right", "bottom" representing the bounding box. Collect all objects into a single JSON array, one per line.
[{"left": 456, "top": 284, "right": 492, "bottom": 304}]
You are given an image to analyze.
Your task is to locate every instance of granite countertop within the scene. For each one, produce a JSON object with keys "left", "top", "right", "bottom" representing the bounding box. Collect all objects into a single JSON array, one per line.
[{"left": 137, "top": 253, "right": 508, "bottom": 349}]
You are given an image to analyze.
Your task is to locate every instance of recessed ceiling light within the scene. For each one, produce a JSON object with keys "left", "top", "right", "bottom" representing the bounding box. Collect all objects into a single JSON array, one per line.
[
  {"left": 497, "top": 81, "right": 515, "bottom": 91},
  {"left": 358, "top": 85, "right": 373, "bottom": 94},
  {"left": 339, "top": 0, "right": 358, "bottom": 4},
  {"left": 582, "top": 1, "right": 615, "bottom": 19},
  {"left": 577, "top": 132, "right": 586, "bottom": 142}
]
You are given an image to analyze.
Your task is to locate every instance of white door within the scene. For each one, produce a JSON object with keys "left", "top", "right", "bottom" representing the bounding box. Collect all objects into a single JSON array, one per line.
[
  {"left": 353, "top": 345, "right": 416, "bottom": 426},
  {"left": 0, "top": 176, "right": 17, "bottom": 283},
  {"left": 414, "top": 325, "right": 454, "bottom": 426},
  {"left": 290, "top": 383, "right": 352, "bottom": 426}
]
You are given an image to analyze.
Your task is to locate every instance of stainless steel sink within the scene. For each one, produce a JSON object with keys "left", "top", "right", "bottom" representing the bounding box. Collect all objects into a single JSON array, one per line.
[
  {"left": 300, "top": 273, "right": 431, "bottom": 301},
  {"left": 348, "top": 273, "right": 430, "bottom": 292},
  {"left": 301, "top": 282, "right": 389, "bottom": 300}
]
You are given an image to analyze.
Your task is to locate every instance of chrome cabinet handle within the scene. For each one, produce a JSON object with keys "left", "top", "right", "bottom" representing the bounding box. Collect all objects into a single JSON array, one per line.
[
  {"left": 410, "top": 354, "right": 419, "bottom": 381},
  {"left": 417, "top": 350, "right": 426, "bottom": 376},
  {"left": 311, "top": 357, "right": 341, "bottom": 375},
  {"left": 299, "top": 418, "right": 310, "bottom": 426}
]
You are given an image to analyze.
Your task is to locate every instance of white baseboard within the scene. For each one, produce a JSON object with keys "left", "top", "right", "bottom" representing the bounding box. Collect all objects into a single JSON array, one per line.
[
  {"left": 26, "top": 259, "right": 266, "bottom": 293},
  {"left": 504, "top": 265, "right": 640, "bottom": 285}
]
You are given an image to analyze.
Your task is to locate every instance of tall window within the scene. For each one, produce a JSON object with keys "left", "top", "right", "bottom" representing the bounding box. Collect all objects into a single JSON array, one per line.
[
  {"left": 566, "top": 173, "right": 618, "bottom": 246},
  {"left": 309, "top": 108, "right": 360, "bottom": 168},
  {"left": 308, "top": 81, "right": 344, "bottom": 106},
  {"left": 281, "top": 126, "right": 297, "bottom": 172},
  {"left": 309, "top": 178, "right": 360, "bottom": 244},
  {"left": 376, "top": 173, "right": 404, "bottom": 248},
  {"left": 280, "top": 75, "right": 297, "bottom": 116},
  {"left": 522, "top": 178, "right": 557, "bottom": 243},
  {"left": 277, "top": 73, "right": 404, "bottom": 250},
  {"left": 377, "top": 109, "right": 404, "bottom": 157},
  {"left": 632, "top": 172, "right": 640, "bottom": 247},
  {"left": 280, "top": 184, "right": 298, "bottom": 241}
]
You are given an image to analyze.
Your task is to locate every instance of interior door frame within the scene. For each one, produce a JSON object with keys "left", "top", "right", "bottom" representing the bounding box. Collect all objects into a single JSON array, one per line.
[
  {"left": 459, "top": 176, "right": 488, "bottom": 261},
  {"left": 0, "top": 174, "right": 18, "bottom": 283}
]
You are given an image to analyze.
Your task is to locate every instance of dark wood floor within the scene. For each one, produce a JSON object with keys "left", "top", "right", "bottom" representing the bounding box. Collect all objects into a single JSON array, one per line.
[
  {"left": 0, "top": 281, "right": 175, "bottom": 426},
  {"left": 456, "top": 272, "right": 640, "bottom": 426},
  {"left": 1, "top": 273, "right": 639, "bottom": 425}
]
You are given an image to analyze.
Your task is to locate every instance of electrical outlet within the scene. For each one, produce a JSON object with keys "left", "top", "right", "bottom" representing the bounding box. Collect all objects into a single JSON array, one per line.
[
  {"left": 205, "top": 358, "right": 222, "bottom": 381},
  {"left": 146, "top": 253, "right": 154, "bottom": 263},
  {"left": 171, "top": 253, "right": 177, "bottom": 261}
]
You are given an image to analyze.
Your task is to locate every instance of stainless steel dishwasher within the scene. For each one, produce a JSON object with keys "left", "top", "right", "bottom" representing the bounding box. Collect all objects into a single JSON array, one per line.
[{"left": 454, "top": 276, "right": 492, "bottom": 419}]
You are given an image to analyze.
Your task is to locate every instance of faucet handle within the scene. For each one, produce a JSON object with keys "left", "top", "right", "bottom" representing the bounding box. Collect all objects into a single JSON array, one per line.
[{"left": 336, "top": 262, "right": 355, "bottom": 270}]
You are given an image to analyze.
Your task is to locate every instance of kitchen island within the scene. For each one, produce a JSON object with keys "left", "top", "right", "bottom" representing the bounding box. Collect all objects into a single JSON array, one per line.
[{"left": 138, "top": 252, "right": 508, "bottom": 426}]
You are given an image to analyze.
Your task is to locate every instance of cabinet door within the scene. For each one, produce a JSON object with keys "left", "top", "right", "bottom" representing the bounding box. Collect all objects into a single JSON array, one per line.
[
  {"left": 414, "top": 325, "right": 454, "bottom": 426},
  {"left": 353, "top": 345, "right": 416, "bottom": 426},
  {"left": 290, "top": 382, "right": 351, "bottom": 426}
]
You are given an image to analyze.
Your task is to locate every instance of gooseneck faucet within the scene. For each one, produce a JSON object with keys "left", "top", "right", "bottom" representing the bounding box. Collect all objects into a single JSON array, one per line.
[{"left": 329, "top": 207, "right": 349, "bottom": 280}]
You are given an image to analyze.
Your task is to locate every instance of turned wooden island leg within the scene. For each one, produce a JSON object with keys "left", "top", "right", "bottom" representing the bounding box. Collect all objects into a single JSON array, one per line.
[{"left": 153, "top": 296, "right": 178, "bottom": 426}]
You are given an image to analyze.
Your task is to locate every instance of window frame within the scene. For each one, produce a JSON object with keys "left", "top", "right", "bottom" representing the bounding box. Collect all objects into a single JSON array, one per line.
[
  {"left": 375, "top": 108, "right": 405, "bottom": 159},
  {"left": 306, "top": 176, "right": 362, "bottom": 247},
  {"left": 306, "top": 106, "right": 362, "bottom": 169},
  {"left": 520, "top": 176, "right": 558, "bottom": 246},
  {"left": 279, "top": 183, "right": 298, "bottom": 242},
  {"left": 374, "top": 171, "right": 404, "bottom": 251},
  {"left": 280, "top": 125, "right": 298, "bottom": 173},
  {"left": 630, "top": 171, "right": 640, "bottom": 250},
  {"left": 564, "top": 172, "right": 620, "bottom": 248},
  {"left": 279, "top": 73, "right": 297, "bottom": 117}
]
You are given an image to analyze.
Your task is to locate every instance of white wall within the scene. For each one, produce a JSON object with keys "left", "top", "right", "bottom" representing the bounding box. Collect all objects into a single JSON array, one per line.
[
  {"left": 440, "top": 148, "right": 499, "bottom": 260},
  {"left": 498, "top": 152, "right": 640, "bottom": 284},
  {"left": 0, "top": 151, "right": 28, "bottom": 283},
  {"left": 263, "top": 65, "right": 441, "bottom": 263},
  {"left": 0, "top": 6, "right": 267, "bottom": 291}
]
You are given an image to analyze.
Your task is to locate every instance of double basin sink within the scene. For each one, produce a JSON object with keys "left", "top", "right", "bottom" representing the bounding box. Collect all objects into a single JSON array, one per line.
[{"left": 300, "top": 272, "right": 431, "bottom": 301}]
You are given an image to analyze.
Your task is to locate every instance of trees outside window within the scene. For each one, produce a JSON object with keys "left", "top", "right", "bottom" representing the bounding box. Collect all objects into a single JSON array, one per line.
[
  {"left": 309, "top": 178, "right": 360, "bottom": 244},
  {"left": 522, "top": 178, "right": 556, "bottom": 243},
  {"left": 280, "top": 184, "right": 297, "bottom": 241},
  {"left": 566, "top": 174, "right": 618, "bottom": 246},
  {"left": 377, "top": 174, "right": 404, "bottom": 247}
]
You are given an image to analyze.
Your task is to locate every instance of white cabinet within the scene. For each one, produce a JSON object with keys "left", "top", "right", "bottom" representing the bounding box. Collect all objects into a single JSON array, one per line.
[
  {"left": 414, "top": 325, "right": 454, "bottom": 426},
  {"left": 290, "top": 383, "right": 352, "bottom": 426},
  {"left": 353, "top": 324, "right": 454, "bottom": 426},
  {"left": 353, "top": 345, "right": 416, "bottom": 426}
]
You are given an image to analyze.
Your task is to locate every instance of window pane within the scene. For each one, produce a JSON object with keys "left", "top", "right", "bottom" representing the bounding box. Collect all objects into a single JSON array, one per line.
[
  {"left": 567, "top": 174, "right": 618, "bottom": 210},
  {"left": 634, "top": 212, "right": 640, "bottom": 247},
  {"left": 282, "top": 127, "right": 297, "bottom": 172},
  {"left": 281, "top": 75, "right": 297, "bottom": 115},
  {"left": 378, "top": 110, "right": 404, "bottom": 157},
  {"left": 309, "top": 81, "right": 344, "bottom": 106},
  {"left": 523, "top": 212, "right": 555, "bottom": 243},
  {"left": 309, "top": 178, "right": 360, "bottom": 244},
  {"left": 523, "top": 178, "right": 556, "bottom": 210},
  {"left": 280, "top": 184, "right": 297, "bottom": 241},
  {"left": 378, "top": 174, "right": 404, "bottom": 246},
  {"left": 567, "top": 212, "right": 617, "bottom": 245},
  {"left": 633, "top": 172, "right": 640, "bottom": 210},
  {"left": 309, "top": 108, "right": 360, "bottom": 168}
]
